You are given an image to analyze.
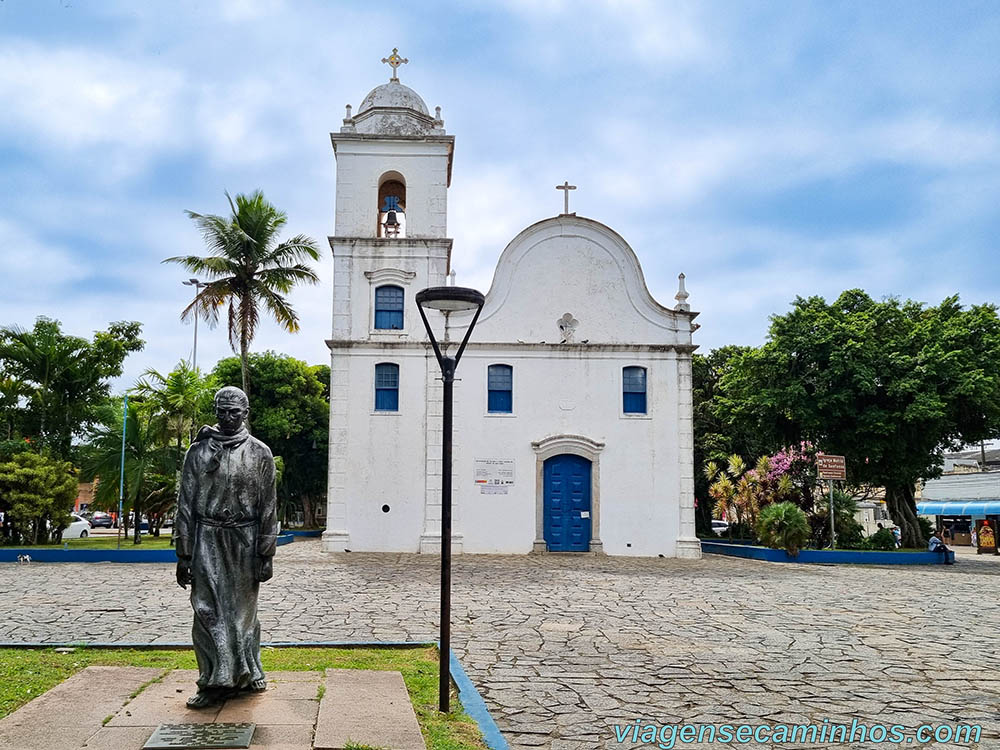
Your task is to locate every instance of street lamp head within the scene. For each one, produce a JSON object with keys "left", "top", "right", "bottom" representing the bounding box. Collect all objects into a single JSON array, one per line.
[
  {"left": 415, "top": 286, "right": 484, "bottom": 312},
  {"left": 415, "top": 286, "right": 485, "bottom": 372},
  {"left": 183, "top": 278, "right": 201, "bottom": 286}
]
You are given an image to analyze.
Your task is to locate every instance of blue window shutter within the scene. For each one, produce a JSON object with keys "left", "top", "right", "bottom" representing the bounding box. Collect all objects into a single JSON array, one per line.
[
  {"left": 488, "top": 389, "right": 513, "bottom": 413},
  {"left": 374, "top": 285, "right": 404, "bottom": 330},
  {"left": 374, "top": 363, "right": 399, "bottom": 411},
  {"left": 623, "top": 366, "right": 647, "bottom": 414},
  {"left": 487, "top": 364, "right": 513, "bottom": 413}
]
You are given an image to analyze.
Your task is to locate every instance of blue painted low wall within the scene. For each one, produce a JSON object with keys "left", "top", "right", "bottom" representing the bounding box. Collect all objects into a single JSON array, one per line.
[
  {"left": 699, "top": 537, "right": 755, "bottom": 545},
  {"left": 283, "top": 529, "right": 323, "bottom": 538},
  {"left": 702, "top": 542, "right": 955, "bottom": 565},
  {"left": 0, "top": 533, "right": 294, "bottom": 563}
]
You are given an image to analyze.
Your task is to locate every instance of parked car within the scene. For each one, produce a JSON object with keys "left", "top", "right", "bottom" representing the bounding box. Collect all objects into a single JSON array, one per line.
[
  {"left": 63, "top": 514, "right": 92, "bottom": 539},
  {"left": 711, "top": 519, "right": 729, "bottom": 535},
  {"left": 88, "top": 511, "right": 114, "bottom": 528}
]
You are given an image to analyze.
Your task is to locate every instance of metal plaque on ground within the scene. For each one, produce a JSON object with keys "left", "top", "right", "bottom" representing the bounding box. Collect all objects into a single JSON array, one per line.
[{"left": 143, "top": 723, "right": 255, "bottom": 749}]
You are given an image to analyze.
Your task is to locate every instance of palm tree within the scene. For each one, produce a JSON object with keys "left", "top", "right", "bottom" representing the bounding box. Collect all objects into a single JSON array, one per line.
[
  {"left": 163, "top": 191, "right": 320, "bottom": 398},
  {"left": 0, "top": 318, "right": 86, "bottom": 453},
  {"left": 131, "top": 361, "right": 215, "bottom": 465},
  {"left": 82, "top": 402, "right": 171, "bottom": 545},
  {"left": 705, "top": 459, "right": 738, "bottom": 540},
  {"left": 0, "top": 369, "right": 29, "bottom": 441}
]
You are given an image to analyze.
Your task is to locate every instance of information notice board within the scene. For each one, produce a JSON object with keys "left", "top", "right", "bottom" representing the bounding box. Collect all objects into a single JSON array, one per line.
[{"left": 474, "top": 458, "right": 514, "bottom": 495}]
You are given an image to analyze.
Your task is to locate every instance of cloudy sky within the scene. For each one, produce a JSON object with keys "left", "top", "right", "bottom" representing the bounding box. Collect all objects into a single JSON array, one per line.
[{"left": 1, "top": 0, "right": 998, "bottom": 387}]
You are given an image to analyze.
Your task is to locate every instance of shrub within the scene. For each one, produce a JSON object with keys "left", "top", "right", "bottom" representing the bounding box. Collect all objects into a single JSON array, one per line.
[
  {"left": 756, "top": 501, "right": 810, "bottom": 556},
  {"left": 864, "top": 528, "right": 897, "bottom": 551}
]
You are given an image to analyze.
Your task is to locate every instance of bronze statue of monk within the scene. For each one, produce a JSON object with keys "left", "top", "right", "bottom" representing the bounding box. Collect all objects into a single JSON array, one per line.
[{"left": 174, "top": 386, "right": 278, "bottom": 708}]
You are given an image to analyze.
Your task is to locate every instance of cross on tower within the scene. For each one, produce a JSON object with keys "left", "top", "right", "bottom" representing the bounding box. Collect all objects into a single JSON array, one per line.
[
  {"left": 556, "top": 181, "right": 577, "bottom": 215},
  {"left": 381, "top": 48, "right": 409, "bottom": 81}
]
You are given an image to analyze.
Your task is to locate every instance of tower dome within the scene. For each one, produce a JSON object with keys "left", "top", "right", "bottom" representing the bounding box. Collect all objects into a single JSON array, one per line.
[
  {"left": 340, "top": 49, "right": 443, "bottom": 137},
  {"left": 358, "top": 79, "right": 429, "bottom": 117}
]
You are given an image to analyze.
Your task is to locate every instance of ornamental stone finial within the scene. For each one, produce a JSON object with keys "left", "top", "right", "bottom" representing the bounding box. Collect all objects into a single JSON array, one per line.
[
  {"left": 675, "top": 273, "right": 690, "bottom": 312},
  {"left": 381, "top": 48, "right": 409, "bottom": 81}
]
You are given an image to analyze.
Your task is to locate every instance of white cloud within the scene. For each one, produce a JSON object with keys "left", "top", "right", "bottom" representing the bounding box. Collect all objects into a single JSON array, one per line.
[
  {"left": 0, "top": 219, "right": 88, "bottom": 293},
  {"left": 0, "top": 41, "right": 185, "bottom": 156}
]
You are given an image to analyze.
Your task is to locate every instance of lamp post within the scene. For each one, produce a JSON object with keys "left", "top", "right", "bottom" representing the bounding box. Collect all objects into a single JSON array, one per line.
[
  {"left": 181, "top": 278, "right": 203, "bottom": 370},
  {"left": 415, "top": 285, "right": 485, "bottom": 713}
]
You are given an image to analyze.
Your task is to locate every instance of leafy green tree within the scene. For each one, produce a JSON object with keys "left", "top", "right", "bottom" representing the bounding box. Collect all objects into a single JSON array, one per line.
[
  {"left": 164, "top": 191, "right": 321, "bottom": 398},
  {"left": 0, "top": 452, "right": 77, "bottom": 545},
  {"left": 81, "top": 402, "right": 171, "bottom": 544},
  {"left": 692, "top": 347, "right": 777, "bottom": 532},
  {"left": 0, "top": 317, "right": 144, "bottom": 457},
  {"left": 717, "top": 290, "right": 1000, "bottom": 547},
  {"left": 213, "top": 352, "right": 328, "bottom": 527}
]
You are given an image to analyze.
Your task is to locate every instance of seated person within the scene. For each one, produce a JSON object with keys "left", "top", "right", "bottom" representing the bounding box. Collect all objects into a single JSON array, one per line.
[{"left": 928, "top": 530, "right": 954, "bottom": 564}]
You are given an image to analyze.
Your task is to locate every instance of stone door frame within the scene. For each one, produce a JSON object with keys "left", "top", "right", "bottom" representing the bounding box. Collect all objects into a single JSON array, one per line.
[{"left": 531, "top": 434, "right": 605, "bottom": 553}]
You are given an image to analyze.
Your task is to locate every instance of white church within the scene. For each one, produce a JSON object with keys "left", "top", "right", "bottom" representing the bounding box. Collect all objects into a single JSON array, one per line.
[{"left": 323, "top": 52, "right": 701, "bottom": 558}]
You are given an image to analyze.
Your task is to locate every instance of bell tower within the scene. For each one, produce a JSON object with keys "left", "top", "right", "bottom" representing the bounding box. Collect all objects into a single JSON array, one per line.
[
  {"left": 324, "top": 52, "right": 455, "bottom": 553},
  {"left": 328, "top": 51, "right": 454, "bottom": 342}
]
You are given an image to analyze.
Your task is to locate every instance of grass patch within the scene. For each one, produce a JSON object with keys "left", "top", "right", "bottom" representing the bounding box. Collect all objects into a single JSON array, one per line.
[
  {"left": 6, "top": 535, "right": 176, "bottom": 550},
  {"left": 0, "top": 646, "right": 487, "bottom": 750}
]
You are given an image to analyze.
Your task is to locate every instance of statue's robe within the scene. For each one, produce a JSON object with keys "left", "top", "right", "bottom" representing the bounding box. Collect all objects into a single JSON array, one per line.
[{"left": 175, "top": 426, "right": 278, "bottom": 691}]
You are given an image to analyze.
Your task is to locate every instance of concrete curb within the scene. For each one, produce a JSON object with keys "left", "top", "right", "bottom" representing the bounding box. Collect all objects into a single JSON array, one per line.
[{"left": 0, "top": 639, "right": 508, "bottom": 749}]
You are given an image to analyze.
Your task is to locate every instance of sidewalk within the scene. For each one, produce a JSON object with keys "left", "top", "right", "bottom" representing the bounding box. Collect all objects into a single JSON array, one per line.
[{"left": 0, "top": 666, "right": 426, "bottom": 750}]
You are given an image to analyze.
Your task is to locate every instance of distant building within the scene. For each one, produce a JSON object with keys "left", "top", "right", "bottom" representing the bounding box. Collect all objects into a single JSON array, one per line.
[
  {"left": 74, "top": 481, "right": 96, "bottom": 514},
  {"left": 918, "top": 472, "right": 1000, "bottom": 546}
]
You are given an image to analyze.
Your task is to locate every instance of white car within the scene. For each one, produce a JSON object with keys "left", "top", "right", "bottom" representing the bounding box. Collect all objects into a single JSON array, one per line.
[
  {"left": 63, "top": 513, "right": 92, "bottom": 539},
  {"left": 711, "top": 519, "right": 729, "bottom": 535}
]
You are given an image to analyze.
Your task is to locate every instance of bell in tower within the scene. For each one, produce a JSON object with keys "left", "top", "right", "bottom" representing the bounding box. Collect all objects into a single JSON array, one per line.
[{"left": 379, "top": 193, "right": 405, "bottom": 238}]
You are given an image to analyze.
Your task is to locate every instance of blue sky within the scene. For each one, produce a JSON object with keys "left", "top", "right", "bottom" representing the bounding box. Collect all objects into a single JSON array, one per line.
[{"left": 1, "top": 0, "right": 998, "bottom": 387}]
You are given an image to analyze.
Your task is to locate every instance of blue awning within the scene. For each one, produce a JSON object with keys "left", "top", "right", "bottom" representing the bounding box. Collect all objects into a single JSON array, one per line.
[{"left": 917, "top": 500, "right": 1000, "bottom": 516}]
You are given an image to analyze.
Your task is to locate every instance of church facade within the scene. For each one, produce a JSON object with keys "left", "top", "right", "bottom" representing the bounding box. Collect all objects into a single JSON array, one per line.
[{"left": 323, "top": 56, "right": 701, "bottom": 558}]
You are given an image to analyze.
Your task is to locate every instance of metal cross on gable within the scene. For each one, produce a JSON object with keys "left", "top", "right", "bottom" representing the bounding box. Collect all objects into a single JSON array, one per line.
[
  {"left": 381, "top": 48, "right": 409, "bottom": 81},
  {"left": 556, "top": 181, "right": 577, "bottom": 215}
]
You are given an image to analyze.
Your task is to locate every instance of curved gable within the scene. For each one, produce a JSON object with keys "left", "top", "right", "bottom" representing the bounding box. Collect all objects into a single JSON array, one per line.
[{"left": 469, "top": 215, "right": 694, "bottom": 345}]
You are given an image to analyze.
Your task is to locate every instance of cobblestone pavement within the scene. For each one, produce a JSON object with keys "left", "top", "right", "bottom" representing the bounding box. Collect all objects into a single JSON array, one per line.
[{"left": 1, "top": 542, "right": 998, "bottom": 749}]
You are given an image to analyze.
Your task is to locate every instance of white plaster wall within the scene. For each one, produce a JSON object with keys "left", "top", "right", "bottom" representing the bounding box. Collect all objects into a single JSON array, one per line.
[
  {"left": 332, "top": 240, "right": 449, "bottom": 342},
  {"left": 332, "top": 138, "right": 452, "bottom": 238},
  {"left": 335, "top": 349, "right": 429, "bottom": 552},
  {"left": 451, "top": 349, "right": 684, "bottom": 556}
]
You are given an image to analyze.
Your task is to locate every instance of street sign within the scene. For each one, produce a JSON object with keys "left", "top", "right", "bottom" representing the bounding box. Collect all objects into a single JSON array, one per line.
[{"left": 816, "top": 454, "right": 846, "bottom": 481}]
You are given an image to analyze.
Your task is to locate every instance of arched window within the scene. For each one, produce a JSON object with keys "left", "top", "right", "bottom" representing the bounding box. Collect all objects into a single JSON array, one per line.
[
  {"left": 374, "top": 363, "right": 399, "bottom": 411},
  {"left": 378, "top": 175, "right": 406, "bottom": 238},
  {"left": 374, "top": 285, "right": 404, "bottom": 330},
  {"left": 623, "top": 366, "right": 647, "bottom": 414},
  {"left": 487, "top": 364, "right": 513, "bottom": 413}
]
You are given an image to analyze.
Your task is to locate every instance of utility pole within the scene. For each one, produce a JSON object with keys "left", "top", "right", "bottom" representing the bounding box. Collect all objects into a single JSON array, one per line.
[{"left": 182, "top": 278, "right": 204, "bottom": 370}]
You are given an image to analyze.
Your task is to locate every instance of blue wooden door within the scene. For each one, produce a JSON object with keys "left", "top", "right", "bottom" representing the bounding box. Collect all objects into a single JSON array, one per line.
[{"left": 544, "top": 454, "right": 592, "bottom": 551}]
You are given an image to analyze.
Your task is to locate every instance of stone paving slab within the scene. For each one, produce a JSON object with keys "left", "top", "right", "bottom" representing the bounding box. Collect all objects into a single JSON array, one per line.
[
  {"left": 314, "top": 668, "right": 425, "bottom": 750},
  {"left": 0, "top": 666, "right": 164, "bottom": 749},
  {"left": 3, "top": 540, "right": 1000, "bottom": 748}
]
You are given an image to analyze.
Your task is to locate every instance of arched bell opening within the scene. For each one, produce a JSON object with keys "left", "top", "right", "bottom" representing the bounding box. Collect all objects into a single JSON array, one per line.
[{"left": 377, "top": 172, "right": 406, "bottom": 238}]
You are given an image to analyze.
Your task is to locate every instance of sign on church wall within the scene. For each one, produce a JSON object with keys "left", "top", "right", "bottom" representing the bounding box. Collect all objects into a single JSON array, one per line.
[{"left": 474, "top": 458, "right": 515, "bottom": 494}]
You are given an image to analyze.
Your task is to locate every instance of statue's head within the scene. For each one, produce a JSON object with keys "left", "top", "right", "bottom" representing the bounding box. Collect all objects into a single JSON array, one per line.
[{"left": 214, "top": 386, "right": 249, "bottom": 435}]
